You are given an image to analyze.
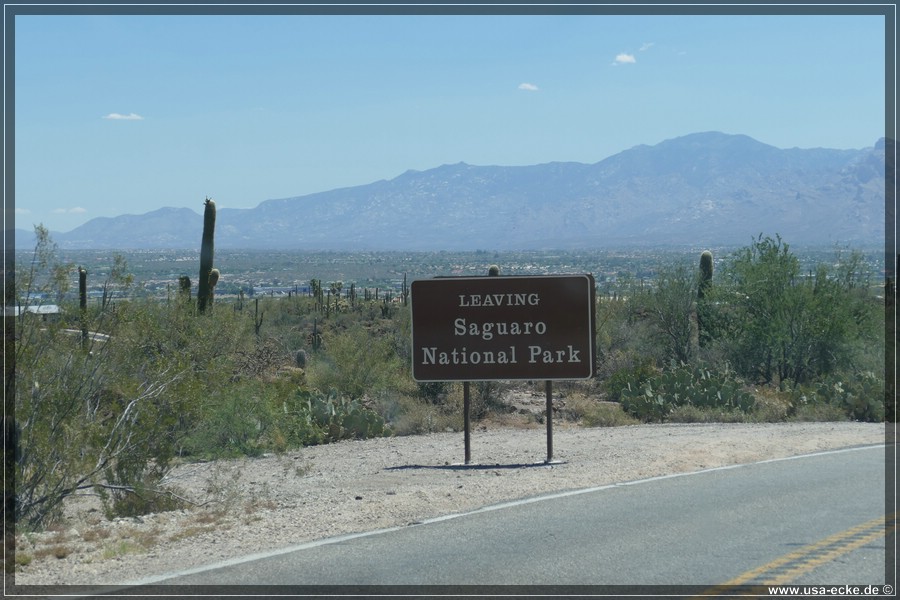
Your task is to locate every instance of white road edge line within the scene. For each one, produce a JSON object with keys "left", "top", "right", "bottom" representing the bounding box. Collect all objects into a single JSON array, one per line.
[{"left": 125, "top": 443, "right": 886, "bottom": 587}]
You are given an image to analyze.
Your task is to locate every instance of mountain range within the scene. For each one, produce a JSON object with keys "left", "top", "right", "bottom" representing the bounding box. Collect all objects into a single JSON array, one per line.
[{"left": 13, "top": 132, "right": 889, "bottom": 251}]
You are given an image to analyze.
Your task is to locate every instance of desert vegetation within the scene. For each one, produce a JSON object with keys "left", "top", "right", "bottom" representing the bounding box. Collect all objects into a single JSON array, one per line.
[{"left": 8, "top": 225, "right": 888, "bottom": 534}]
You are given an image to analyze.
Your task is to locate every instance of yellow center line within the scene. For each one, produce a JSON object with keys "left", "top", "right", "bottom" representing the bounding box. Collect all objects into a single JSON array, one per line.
[
  {"left": 766, "top": 526, "right": 892, "bottom": 585},
  {"left": 698, "top": 512, "right": 896, "bottom": 597}
]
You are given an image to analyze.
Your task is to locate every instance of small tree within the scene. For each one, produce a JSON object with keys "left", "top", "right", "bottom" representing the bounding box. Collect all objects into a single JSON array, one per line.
[
  {"left": 636, "top": 263, "right": 699, "bottom": 365},
  {"left": 718, "top": 235, "right": 877, "bottom": 386},
  {"left": 307, "top": 324, "right": 404, "bottom": 400}
]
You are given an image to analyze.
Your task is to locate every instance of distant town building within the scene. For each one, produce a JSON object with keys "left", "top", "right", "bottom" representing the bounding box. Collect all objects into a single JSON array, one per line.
[{"left": 5, "top": 304, "right": 62, "bottom": 321}]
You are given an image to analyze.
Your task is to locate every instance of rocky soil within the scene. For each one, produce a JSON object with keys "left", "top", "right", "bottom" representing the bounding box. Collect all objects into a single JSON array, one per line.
[{"left": 12, "top": 420, "right": 886, "bottom": 589}]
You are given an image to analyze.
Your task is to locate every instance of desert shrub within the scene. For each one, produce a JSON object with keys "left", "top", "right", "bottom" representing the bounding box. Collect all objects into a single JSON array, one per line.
[
  {"left": 580, "top": 402, "right": 641, "bottom": 427},
  {"left": 711, "top": 236, "right": 880, "bottom": 386},
  {"left": 375, "top": 388, "right": 462, "bottom": 436},
  {"left": 417, "top": 381, "right": 451, "bottom": 404},
  {"left": 619, "top": 382, "right": 670, "bottom": 423},
  {"left": 307, "top": 323, "right": 406, "bottom": 400},
  {"left": 790, "top": 400, "right": 851, "bottom": 422},
  {"left": 604, "top": 358, "right": 657, "bottom": 402},
  {"left": 181, "top": 386, "right": 275, "bottom": 458},
  {"left": 595, "top": 292, "right": 667, "bottom": 382},
  {"left": 748, "top": 386, "right": 793, "bottom": 422},
  {"left": 280, "top": 389, "right": 389, "bottom": 446},
  {"left": 632, "top": 263, "right": 700, "bottom": 364},
  {"left": 470, "top": 380, "right": 511, "bottom": 419},
  {"left": 12, "top": 228, "right": 195, "bottom": 527},
  {"left": 234, "top": 338, "right": 285, "bottom": 379},
  {"left": 620, "top": 362, "right": 755, "bottom": 423},
  {"left": 789, "top": 372, "right": 884, "bottom": 422},
  {"left": 98, "top": 473, "right": 189, "bottom": 520},
  {"left": 594, "top": 298, "right": 633, "bottom": 375}
]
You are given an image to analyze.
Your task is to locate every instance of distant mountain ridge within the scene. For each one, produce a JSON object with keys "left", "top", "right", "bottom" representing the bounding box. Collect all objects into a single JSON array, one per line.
[{"left": 14, "top": 132, "right": 888, "bottom": 251}]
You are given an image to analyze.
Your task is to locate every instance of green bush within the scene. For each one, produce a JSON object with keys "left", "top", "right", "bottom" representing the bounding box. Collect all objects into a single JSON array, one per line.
[
  {"left": 373, "top": 390, "right": 462, "bottom": 436},
  {"left": 790, "top": 372, "right": 884, "bottom": 422},
  {"left": 747, "top": 386, "right": 793, "bottom": 422},
  {"left": 604, "top": 358, "right": 657, "bottom": 402},
  {"left": 634, "top": 263, "right": 699, "bottom": 364},
  {"left": 307, "top": 324, "right": 407, "bottom": 399},
  {"left": 620, "top": 362, "right": 755, "bottom": 423},
  {"left": 712, "top": 236, "right": 880, "bottom": 386},
  {"left": 281, "top": 389, "right": 389, "bottom": 446},
  {"left": 13, "top": 227, "right": 196, "bottom": 527},
  {"left": 182, "top": 387, "right": 274, "bottom": 458},
  {"left": 791, "top": 400, "right": 851, "bottom": 422}
]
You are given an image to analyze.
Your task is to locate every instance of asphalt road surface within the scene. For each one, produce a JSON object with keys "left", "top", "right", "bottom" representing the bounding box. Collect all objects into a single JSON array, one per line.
[{"left": 132, "top": 444, "right": 891, "bottom": 593}]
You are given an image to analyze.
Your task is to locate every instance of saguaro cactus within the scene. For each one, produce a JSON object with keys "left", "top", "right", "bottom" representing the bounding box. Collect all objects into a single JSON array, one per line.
[
  {"left": 698, "top": 251, "right": 713, "bottom": 299},
  {"left": 197, "top": 197, "right": 217, "bottom": 313},
  {"left": 178, "top": 275, "right": 191, "bottom": 299},
  {"left": 253, "top": 297, "right": 264, "bottom": 337},
  {"left": 79, "top": 267, "right": 88, "bottom": 350},
  {"left": 311, "top": 318, "right": 322, "bottom": 351},
  {"left": 697, "top": 250, "right": 714, "bottom": 349},
  {"left": 402, "top": 273, "right": 409, "bottom": 306}
]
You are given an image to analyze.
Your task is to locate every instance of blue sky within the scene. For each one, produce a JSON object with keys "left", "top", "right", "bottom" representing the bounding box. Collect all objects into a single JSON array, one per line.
[{"left": 12, "top": 12, "right": 888, "bottom": 233}]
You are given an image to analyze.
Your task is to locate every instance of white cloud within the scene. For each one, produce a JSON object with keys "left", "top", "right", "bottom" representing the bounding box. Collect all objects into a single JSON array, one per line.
[
  {"left": 52, "top": 207, "right": 87, "bottom": 215},
  {"left": 518, "top": 83, "right": 540, "bottom": 91},
  {"left": 15, "top": 208, "right": 30, "bottom": 215},
  {"left": 102, "top": 113, "right": 144, "bottom": 120},
  {"left": 613, "top": 53, "right": 636, "bottom": 66},
  {"left": 640, "top": 42, "right": 654, "bottom": 52}
]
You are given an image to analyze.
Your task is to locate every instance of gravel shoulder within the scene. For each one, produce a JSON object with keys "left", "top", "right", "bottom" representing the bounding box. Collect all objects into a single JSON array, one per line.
[{"left": 12, "top": 421, "right": 887, "bottom": 587}]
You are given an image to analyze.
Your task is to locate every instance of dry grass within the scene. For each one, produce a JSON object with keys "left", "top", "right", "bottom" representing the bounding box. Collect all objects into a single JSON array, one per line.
[
  {"left": 33, "top": 545, "right": 73, "bottom": 560},
  {"left": 80, "top": 526, "right": 113, "bottom": 544},
  {"left": 167, "top": 524, "right": 217, "bottom": 543},
  {"left": 100, "top": 540, "right": 144, "bottom": 560},
  {"left": 556, "top": 392, "right": 640, "bottom": 427},
  {"left": 14, "top": 552, "right": 33, "bottom": 567},
  {"left": 749, "top": 387, "right": 794, "bottom": 422},
  {"left": 190, "top": 509, "right": 228, "bottom": 525}
]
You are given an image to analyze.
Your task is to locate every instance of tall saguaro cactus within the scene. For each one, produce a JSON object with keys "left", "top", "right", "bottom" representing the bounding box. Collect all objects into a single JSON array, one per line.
[
  {"left": 79, "top": 267, "right": 88, "bottom": 350},
  {"left": 697, "top": 250, "right": 714, "bottom": 349},
  {"left": 698, "top": 250, "right": 713, "bottom": 299},
  {"left": 197, "top": 197, "right": 217, "bottom": 313}
]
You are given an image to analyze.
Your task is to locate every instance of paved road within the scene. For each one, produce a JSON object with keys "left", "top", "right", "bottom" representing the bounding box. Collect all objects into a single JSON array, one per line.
[{"left": 136, "top": 445, "right": 890, "bottom": 592}]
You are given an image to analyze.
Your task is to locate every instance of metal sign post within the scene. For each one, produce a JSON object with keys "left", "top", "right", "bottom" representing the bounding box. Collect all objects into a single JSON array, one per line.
[
  {"left": 464, "top": 381, "right": 471, "bottom": 464},
  {"left": 546, "top": 380, "right": 553, "bottom": 463}
]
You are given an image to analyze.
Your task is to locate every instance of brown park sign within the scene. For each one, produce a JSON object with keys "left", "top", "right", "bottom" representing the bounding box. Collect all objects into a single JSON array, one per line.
[{"left": 410, "top": 274, "right": 596, "bottom": 382}]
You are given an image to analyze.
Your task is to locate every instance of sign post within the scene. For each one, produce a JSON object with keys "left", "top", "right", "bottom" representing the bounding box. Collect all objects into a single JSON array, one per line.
[
  {"left": 411, "top": 274, "right": 596, "bottom": 463},
  {"left": 463, "top": 381, "right": 471, "bottom": 464},
  {"left": 546, "top": 380, "right": 553, "bottom": 462}
]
